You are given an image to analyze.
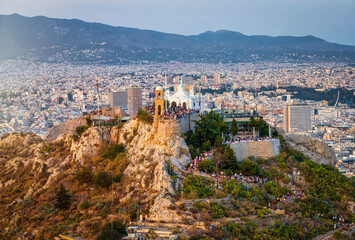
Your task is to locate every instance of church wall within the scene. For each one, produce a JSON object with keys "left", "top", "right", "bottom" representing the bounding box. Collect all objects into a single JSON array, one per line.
[{"left": 230, "top": 139, "right": 280, "bottom": 161}]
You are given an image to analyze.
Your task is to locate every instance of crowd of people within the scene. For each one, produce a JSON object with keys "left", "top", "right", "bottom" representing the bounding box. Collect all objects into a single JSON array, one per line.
[
  {"left": 145, "top": 105, "right": 199, "bottom": 120},
  {"left": 185, "top": 152, "right": 306, "bottom": 210},
  {"left": 225, "top": 136, "right": 276, "bottom": 145},
  {"left": 232, "top": 173, "right": 268, "bottom": 185},
  {"left": 333, "top": 216, "right": 352, "bottom": 230},
  {"left": 186, "top": 151, "right": 213, "bottom": 172}
]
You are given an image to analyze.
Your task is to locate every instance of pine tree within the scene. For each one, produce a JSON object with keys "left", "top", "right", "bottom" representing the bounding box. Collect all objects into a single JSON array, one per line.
[{"left": 54, "top": 184, "right": 71, "bottom": 210}]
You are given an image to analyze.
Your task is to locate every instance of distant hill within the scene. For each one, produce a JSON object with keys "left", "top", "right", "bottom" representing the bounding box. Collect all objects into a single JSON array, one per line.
[{"left": 0, "top": 14, "right": 354, "bottom": 63}]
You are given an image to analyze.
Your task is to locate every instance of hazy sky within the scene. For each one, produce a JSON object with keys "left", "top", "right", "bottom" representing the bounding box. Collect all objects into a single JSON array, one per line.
[{"left": 1, "top": 0, "right": 354, "bottom": 45}]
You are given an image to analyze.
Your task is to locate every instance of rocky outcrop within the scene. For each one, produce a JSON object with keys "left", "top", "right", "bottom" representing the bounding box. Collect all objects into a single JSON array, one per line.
[
  {"left": 44, "top": 117, "right": 86, "bottom": 142},
  {"left": 0, "top": 116, "right": 193, "bottom": 237},
  {"left": 44, "top": 107, "right": 126, "bottom": 142},
  {"left": 101, "top": 106, "right": 126, "bottom": 118},
  {"left": 71, "top": 127, "right": 111, "bottom": 164},
  {"left": 0, "top": 132, "right": 42, "bottom": 149},
  {"left": 113, "top": 119, "right": 191, "bottom": 222},
  {"left": 284, "top": 134, "right": 337, "bottom": 166}
]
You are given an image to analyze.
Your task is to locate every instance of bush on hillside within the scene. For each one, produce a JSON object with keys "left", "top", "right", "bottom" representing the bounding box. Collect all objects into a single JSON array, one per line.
[
  {"left": 80, "top": 201, "right": 91, "bottom": 210},
  {"left": 197, "top": 159, "right": 215, "bottom": 173},
  {"left": 54, "top": 184, "right": 71, "bottom": 210},
  {"left": 75, "top": 125, "right": 88, "bottom": 136},
  {"left": 94, "top": 171, "right": 113, "bottom": 189},
  {"left": 86, "top": 117, "right": 93, "bottom": 126},
  {"left": 182, "top": 175, "right": 213, "bottom": 199},
  {"left": 74, "top": 167, "right": 94, "bottom": 185},
  {"left": 101, "top": 144, "right": 125, "bottom": 160},
  {"left": 238, "top": 159, "right": 261, "bottom": 176},
  {"left": 137, "top": 108, "right": 153, "bottom": 124},
  {"left": 97, "top": 221, "right": 126, "bottom": 240}
]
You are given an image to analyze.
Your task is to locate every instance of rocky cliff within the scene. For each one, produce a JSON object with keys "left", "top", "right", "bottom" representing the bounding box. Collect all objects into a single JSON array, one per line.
[
  {"left": 43, "top": 106, "right": 125, "bottom": 142},
  {"left": 284, "top": 134, "right": 337, "bottom": 166},
  {"left": 113, "top": 118, "right": 190, "bottom": 222}
]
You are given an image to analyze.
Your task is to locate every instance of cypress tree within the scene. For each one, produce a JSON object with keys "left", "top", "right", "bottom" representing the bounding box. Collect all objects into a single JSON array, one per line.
[
  {"left": 230, "top": 118, "right": 239, "bottom": 137},
  {"left": 54, "top": 184, "right": 71, "bottom": 210}
]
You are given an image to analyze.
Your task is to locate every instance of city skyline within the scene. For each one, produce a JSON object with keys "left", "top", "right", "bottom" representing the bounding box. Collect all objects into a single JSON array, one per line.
[{"left": 0, "top": 0, "right": 354, "bottom": 45}]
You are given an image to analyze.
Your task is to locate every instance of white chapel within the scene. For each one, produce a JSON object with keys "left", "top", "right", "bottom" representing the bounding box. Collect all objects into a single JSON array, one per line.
[{"left": 164, "top": 80, "right": 205, "bottom": 112}]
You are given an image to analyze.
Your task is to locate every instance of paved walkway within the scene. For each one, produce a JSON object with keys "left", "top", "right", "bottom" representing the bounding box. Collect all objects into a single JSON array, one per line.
[{"left": 313, "top": 226, "right": 354, "bottom": 240}]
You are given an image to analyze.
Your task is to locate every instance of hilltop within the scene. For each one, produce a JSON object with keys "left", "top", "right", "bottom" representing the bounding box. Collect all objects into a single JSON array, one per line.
[
  {"left": 0, "top": 14, "right": 354, "bottom": 63},
  {"left": 0, "top": 115, "right": 192, "bottom": 239},
  {"left": 0, "top": 112, "right": 354, "bottom": 239}
]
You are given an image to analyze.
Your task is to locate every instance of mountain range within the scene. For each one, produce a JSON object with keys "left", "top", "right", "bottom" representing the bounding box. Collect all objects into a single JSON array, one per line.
[{"left": 0, "top": 14, "right": 354, "bottom": 63}]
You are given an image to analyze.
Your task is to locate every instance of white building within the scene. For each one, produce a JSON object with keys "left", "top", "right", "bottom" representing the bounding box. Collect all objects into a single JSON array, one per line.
[{"left": 165, "top": 82, "right": 205, "bottom": 112}]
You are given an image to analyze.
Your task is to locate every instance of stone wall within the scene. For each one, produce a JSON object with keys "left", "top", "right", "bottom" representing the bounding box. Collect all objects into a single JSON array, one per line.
[
  {"left": 177, "top": 114, "right": 200, "bottom": 134},
  {"left": 230, "top": 139, "right": 281, "bottom": 161},
  {"left": 155, "top": 119, "right": 181, "bottom": 142}
]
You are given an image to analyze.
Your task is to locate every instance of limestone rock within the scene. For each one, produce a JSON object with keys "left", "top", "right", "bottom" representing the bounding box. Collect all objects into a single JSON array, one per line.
[
  {"left": 148, "top": 195, "right": 184, "bottom": 222},
  {"left": 0, "top": 132, "right": 42, "bottom": 149},
  {"left": 284, "top": 134, "right": 337, "bottom": 166},
  {"left": 101, "top": 106, "right": 126, "bottom": 118},
  {"left": 44, "top": 117, "right": 86, "bottom": 142},
  {"left": 112, "top": 118, "right": 191, "bottom": 219},
  {"left": 71, "top": 127, "right": 110, "bottom": 164}
]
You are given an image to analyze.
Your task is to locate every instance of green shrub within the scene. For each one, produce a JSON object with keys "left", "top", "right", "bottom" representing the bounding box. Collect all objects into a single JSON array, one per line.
[
  {"left": 197, "top": 159, "right": 215, "bottom": 173},
  {"left": 80, "top": 201, "right": 91, "bottom": 210},
  {"left": 42, "top": 145, "right": 53, "bottom": 153},
  {"left": 97, "top": 221, "right": 126, "bottom": 240},
  {"left": 210, "top": 203, "right": 226, "bottom": 219},
  {"left": 75, "top": 125, "right": 88, "bottom": 136},
  {"left": 74, "top": 167, "right": 94, "bottom": 184},
  {"left": 223, "top": 179, "right": 241, "bottom": 198},
  {"left": 94, "top": 171, "right": 112, "bottom": 189},
  {"left": 101, "top": 144, "right": 125, "bottom": 160},
  {"left": 86, "top": 117, "right": 93, "bottom": 126},
  {"left": 256, "top": 208, "right": 271, "bottom": 219},
  {"left": 113, "top": 173, "right": 123, "bottom": 183},
  {"left": 137, "top": 108, "right": 153, "bottom": 124},
  {"left": 333, "top": 231, "right": 350, "bottom": 240},
  {"left": 238, "top": 159, "right": 261, "bottom": 176},
  {"left": 54, "top": 185, "right": 71, "bottom": 210},
  {"left": 263, "top": 181, "right": 281, "bottom": 197},
  {"left": 182, "top": 175, "right": 213, "bottom": 199},
  {"left": 193, "top": 201, "right": 210, "bottom": 211}
]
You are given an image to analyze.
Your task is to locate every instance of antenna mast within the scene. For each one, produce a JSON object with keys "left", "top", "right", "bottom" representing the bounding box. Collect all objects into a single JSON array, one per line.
[
  {"left": 164, "top": 71, "right": 168, "bottom": 110},
  {"left": 334, "top": 90, "right": 340, "bottom": 107},
  {"left": 96, "top": 77, "right": 101, "bottom": 127}
]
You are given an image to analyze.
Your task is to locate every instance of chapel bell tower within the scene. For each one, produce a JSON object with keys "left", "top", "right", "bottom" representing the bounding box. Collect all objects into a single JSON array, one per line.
[{"left": 154, "top": 86, "right": 164, "bottom": 128}]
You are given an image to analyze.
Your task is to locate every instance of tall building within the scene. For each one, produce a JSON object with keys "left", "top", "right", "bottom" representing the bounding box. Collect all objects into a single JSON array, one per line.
[
  {"left": 201, "top": 75, "right": 208, "bottom": 84},
  {"left": 127, "top": 87, "right": 142, "bottom": 116},
  {"left": 214, "top": 73, "right": 221, "bottom": 84},
  {"left": 108, "top": 91, "right": 128, "bottom": 108},
  {"left": 283, "top": 104, "right": 312, "bottom": 132}
]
